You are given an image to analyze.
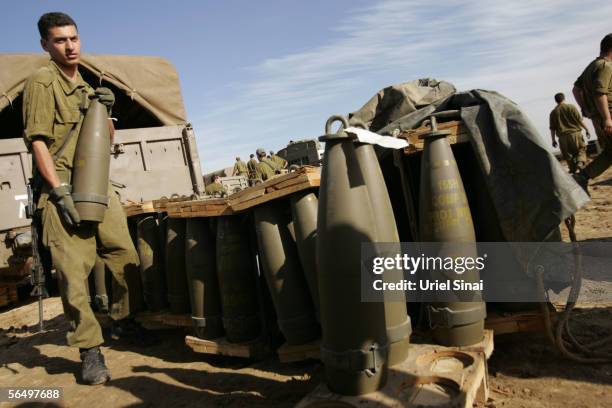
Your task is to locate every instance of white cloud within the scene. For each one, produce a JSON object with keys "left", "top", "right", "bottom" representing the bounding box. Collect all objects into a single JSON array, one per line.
[{"left": 194, "top": 0, "right": 612, "bottom": 172}]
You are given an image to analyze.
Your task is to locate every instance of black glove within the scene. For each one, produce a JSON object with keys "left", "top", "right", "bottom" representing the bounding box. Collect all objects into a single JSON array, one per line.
[
  {"left": 50, "top": 185, "right": 81, "bottom": 227},
  {"left": 92, "top": 87, "right": 115, "bottom": 113}
]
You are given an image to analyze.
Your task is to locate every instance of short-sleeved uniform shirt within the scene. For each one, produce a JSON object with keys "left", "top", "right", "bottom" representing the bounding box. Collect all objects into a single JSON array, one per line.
[
  {"left": 233, "top": 160, "right": 248, "bottom": 175},
  {"left": 549, "top": 103, "right": 583, "bottom": 136},
  {"left": 247, "top": 158, "right": 258, "bottom": 174},
  {"left": 22, "top": 60, "right": 94, "bottom": 175},
  {"left": 255, "top": 159, "right": 277, "bottom": 181},
  {"left": 574, "top": 57, "right": 612, "bottom": 121},
  {"left": 204, "top": 182, "right": 227, "bottom": 196}
]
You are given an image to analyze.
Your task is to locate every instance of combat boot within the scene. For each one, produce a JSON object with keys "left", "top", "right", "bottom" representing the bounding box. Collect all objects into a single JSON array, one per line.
[{"left": 80, "top": 347, "right": 111, "bottom": 385}]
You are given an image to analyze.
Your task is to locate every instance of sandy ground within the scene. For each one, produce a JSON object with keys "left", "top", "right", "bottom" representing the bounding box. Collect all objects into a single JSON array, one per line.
[{"left": 1, "top": 166, "right": 612, "bottom": 408}]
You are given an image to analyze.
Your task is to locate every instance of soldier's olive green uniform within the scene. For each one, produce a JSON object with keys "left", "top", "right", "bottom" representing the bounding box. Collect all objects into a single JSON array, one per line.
[
  {"left": 233, "top": 160, "right": 248, "bottom": 176},
  {"left": 255, "top": 159, "right": 277, "bottom": 181},
  {"left": 575, "top": 58, "right": 612, "bottom": 178},
  {"left": 204, "top": 182, "right": 227, "bottom": 196},
  {"left": 270, "top": 154, "right": 287, "bottom": 169},
  {"left": 22, "top": 61, "right": 138, "bottom": 349},
  {"left": 247, "top": 158, "right": 258, "bottom": 179},
  {"left": 549, "top": 103, "right": 587, "bottom": 173}
]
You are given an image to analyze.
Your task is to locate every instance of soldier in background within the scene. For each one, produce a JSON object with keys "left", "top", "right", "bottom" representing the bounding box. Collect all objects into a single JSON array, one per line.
[
  {"left": 549, "top": 92, "right": 590, "bottom": 173},
  {"left": 205, "top": 175, "right": 227, "bottom": 196},
  {"left": 269, "top": 150, "right": 288, "bottom": 169},
  {"left": 247, "top": 154, "right": 258, "bottom": 177},
  {"left": 572, "top": 33, "right": 612, "bottom": 192},
  {"left": 255, "top": 147, "right": 279, "bottom": 181},
  {"left": 232, "top": 156, "right": 248, "bottom": 176}
]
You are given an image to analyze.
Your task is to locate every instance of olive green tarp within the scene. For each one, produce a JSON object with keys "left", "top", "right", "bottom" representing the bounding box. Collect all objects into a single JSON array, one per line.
[
  {"left": 0, "top": 54, "right": 187, "bottom": 125},
  {"left": 348, "top": 79, "right": 588, "bottom": 244}
]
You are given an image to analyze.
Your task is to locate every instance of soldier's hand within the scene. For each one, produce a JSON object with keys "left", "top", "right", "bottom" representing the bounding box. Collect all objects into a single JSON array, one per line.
[
  {"left": 586, "top": 130, "right": 591, "bottom": 139},
  {"left": 93, "top": 87, "right": 115, "bottom": 112},
  {"left": 605, "top": 118, "right": 612, "bottom": 136},
  {"left": 50, "top": 185, "right": 81, "bottom": 227}
]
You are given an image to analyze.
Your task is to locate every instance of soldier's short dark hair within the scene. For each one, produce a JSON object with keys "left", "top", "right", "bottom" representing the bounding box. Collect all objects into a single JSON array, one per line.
[
  {"left": 554, "top": 93, "right": 565, "bottom": 103},
  {"left": 601, "top": 34, "right": 612, "bottom": 54},
  {"left": 250, "top": 154, "right": 254, "bottom": 158},
  {"left": 38, "top": 12, "right": 77, "bottom": 39}
]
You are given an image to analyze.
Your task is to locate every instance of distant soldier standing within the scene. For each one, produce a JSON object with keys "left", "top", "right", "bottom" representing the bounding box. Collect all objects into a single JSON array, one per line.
[
  {"left": 232, "top": 156, "right": 248, "bottom": 176},
  {"left": 573, "top": 33, "right": 612, "bottom": 192},
  {"left": 269, "top": 150, "right": 288, "bottom": 169},
  {"left": 549, "top": 93, "right": 590, "bottom": 173},
  {"left": 247, "top": 153, "right": 258, "bottom": 178},
  {"left": 255, "top": 147, "right": 279, "bottom": 181}
]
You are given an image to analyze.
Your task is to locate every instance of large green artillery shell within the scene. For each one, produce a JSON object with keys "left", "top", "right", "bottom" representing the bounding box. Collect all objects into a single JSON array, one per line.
[
  {"left": 165, "top": 218, "right": 190, "bottom": 314},
  {"left": 185, "top": 218, "right": 224, "bottom": 339},
  {"left": 72, "top": 98, "right": 110, "bottom": 222},
  {"left": 216, "top": 216, "right": 261, "bottom": 343},
  {"left": 136, "top": 215, "right": 168, "bottom": 312},
  {"left": 93, "top": 257, "right": 109, "bottom": 313},
  {"left": 317, "top": 115, "right": 389, "bottom": 396},
  {"left": 290, "top": 191, "right": 321, "bottom": 322},
  {"left": 353, "top": 142, "right": 412, "bottom": 367},
  {"left": 418, "top": 115, "right": 486, "bottom": 347},
  {"left": 254, "top": 201, "right": 320, "bottom": 345}
]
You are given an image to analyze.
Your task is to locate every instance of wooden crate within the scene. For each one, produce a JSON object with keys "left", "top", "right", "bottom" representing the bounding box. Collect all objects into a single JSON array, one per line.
[
  {"left": 185, "top": 335, "right": 271, "bottom": 360},
  {"left": 296, "top": 330, "right": 493, "bottom": 408}
]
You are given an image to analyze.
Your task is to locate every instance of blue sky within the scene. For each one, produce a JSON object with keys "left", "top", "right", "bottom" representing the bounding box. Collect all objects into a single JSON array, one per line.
[{"left": 2, "top": 1, "right": 611, "bottom": 172}]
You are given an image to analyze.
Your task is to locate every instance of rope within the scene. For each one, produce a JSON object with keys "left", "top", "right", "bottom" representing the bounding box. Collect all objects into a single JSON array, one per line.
[{"left": 539, "top": 218, "right": 612, "bottom": 363}]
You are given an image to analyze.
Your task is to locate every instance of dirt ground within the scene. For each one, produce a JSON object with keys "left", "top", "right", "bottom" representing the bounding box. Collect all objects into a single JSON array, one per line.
[{"left": 1, "top": 167, "right": 612, "bottom": 408}]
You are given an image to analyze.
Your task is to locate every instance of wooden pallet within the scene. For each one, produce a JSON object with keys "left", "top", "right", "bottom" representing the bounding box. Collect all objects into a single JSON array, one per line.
[
  {"left": 163, "top": 166, "right": 320, "bottom": 218},
  {"left": 135, "top": 311, "right": 192, "bottom": 329},
  {"left": 399, "top": 120, "right": 469, "bottom": 155},
  {"left": 229, "top": 166, "right": 320, "bottom": 212},
  {"left": 164, "top": 197, "right": 233, "bottom": 218},
  {"left": 0, "top": 283, "right": 18, "bottom": 308},
  {"left": 277, "top": 338, "right": 321, "bottom": 363},
  {"left": 485, "top": 310, "right": 551, "bottom": 335},
  {"left": 297, "top": 330, "right": 493, "bottom": 408},
  {"left": 185, "top": 335, "right": 271, "bottom": 360},
  {"left": 95, "top": 311, "right": 191, "bottom": 330},
  {"left": 123, "top": 195, "right": 199, "bottom": 217}
]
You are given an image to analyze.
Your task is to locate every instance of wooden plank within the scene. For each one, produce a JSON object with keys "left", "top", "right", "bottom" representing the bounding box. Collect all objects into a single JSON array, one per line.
[
  {"left": 277, "top": 339, "right": 321, "bottom": 363},
  {"left": 230, "top": 181, "right": 316, "bottom": 211},
  {"left": 296, "top": 333, "right": 492, "bottom": 408},
  {"left": 160, "top": 166, "right": 320, "bottom": 217},
  {"left": 135, "top": 312, "right": 192, "bottom": 328},
  {"left": 399, "top": 120, "right": 469, "bottom": 155},
  {"left": 185, "top": 335, "right": 271, "bottom": 360},
  {"left": 485, "top": 311, "right": 549, "bottom": 335}
]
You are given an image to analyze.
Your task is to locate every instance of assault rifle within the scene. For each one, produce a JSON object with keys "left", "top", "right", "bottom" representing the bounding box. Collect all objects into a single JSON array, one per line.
[{"left": 26, "top": 179, "right": 46, "bottom": 332}]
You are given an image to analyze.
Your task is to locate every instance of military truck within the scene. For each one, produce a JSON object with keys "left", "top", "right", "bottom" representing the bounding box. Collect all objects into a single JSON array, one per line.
[
  {"left": 0, "top": 54, "right": 205, "bottom": 288},
  {"left": 276, "top": 139, "right": 324, "bottom": 168}
]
